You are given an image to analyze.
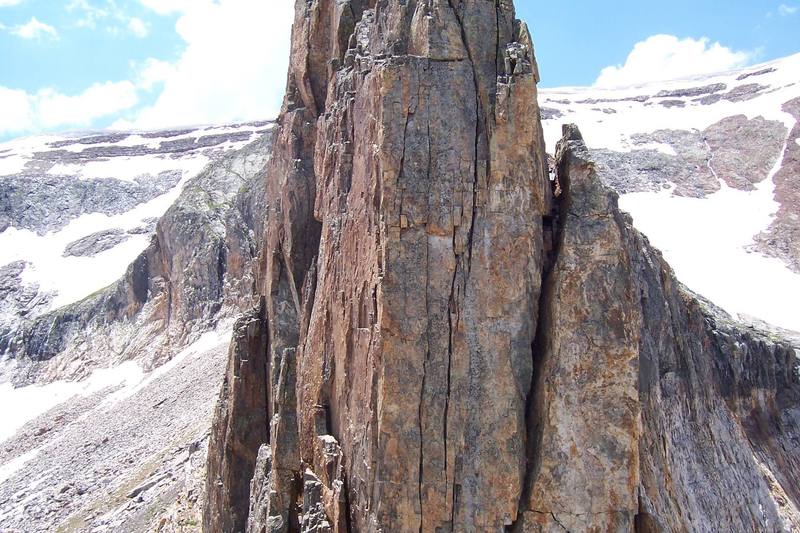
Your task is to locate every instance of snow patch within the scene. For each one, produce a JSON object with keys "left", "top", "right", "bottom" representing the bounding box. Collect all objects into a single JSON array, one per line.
[
  {"left": 0, "top": 448, "right": 42, "bottom": 486},
  {"left": 48, "top": 154, "right": 207, "bottom": 183},
  {"left": 0, "top": 164, "right": 200, "bottom": 309},
  {"left": 0, "top": 361, "right": 143, "bottom": 444},
  {"left": 619, "top": 136, "right": 800, "bottom": 332},
  {"left": 104, "top": 323, "right": 231, "bottom": 405}
]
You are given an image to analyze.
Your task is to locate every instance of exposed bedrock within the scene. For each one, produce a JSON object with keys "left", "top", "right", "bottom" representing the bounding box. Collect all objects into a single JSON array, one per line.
[
  {"left": 514, "top": 126, "right": 800, "bottom": 532},
  {"left": 204, "top": 302, "right": 270, "bottom": 533},
  {"left": 4, "top": 133, "right": 273, "bottom": 384},
  {"left": 203, "top": 1, "right": 800, "bottom": 532},
  {"left": 592, "top": 115, "right": 787, "bottom": 197}
]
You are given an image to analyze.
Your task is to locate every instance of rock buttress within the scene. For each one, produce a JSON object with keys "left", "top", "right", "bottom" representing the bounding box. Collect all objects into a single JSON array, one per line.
[
  {"left": 513, "top": 125, "right": 800, "bottom": 532},
  {"left": 206, "top": 0, "right": 550, "bottom": 531},
  {"left": 292, "top": 1, "right": 550, "bottom": 530},
  {"left": 204, "top": 302, "right": 269, "bottom": 532},
  {"left": 204, "top": 1, "right": 800, "bottom": 532}
]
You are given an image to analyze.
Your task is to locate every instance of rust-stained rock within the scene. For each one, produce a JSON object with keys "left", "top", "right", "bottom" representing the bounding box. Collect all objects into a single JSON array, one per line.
[
  {"left": 203, "top": 1, "right": 800, "bottom": 532},
  {"left": 520, "top": 125, "right": 642, "bottom": 532}
]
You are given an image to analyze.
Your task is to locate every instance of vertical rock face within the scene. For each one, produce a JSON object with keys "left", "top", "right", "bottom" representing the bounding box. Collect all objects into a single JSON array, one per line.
[
  {"left": 520, "top": 125, "right": 643, "bottom": 532},
  {"left": 514, "top": 126, "right": 800, "bottom": 533},
  {"left": 204, "top": 1, "right": 800, "bottom": 532},
  {"left": 204, "top": 302, "right": 269, "bottom": 533}
]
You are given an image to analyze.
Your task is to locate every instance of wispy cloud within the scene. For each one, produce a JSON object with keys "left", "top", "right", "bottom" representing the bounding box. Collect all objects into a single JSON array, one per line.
[
  {"left": 68, "top": 0, "right": 148, "bottom": 37},
  {"left": 0, "top": 0, "right": 25, "bottom": 7},
  {"left": 595, "top": 34, "right": 752, "bottom": 88},
  {"left": 115, "top": 0, "right": 292, "bottom": 129},
  {"left": 0, "top": 81, "right": 139, "bottom": 135},
  {"left": 127, "top": 16, "right": 147, "bottom": 38},
  {"left": 11, "top": 17, "right": 59, "bottom": 40},
  {"left": 67, "top": 0, "right": 109, "bottom": 29},
  {"left": 779, "top": 3, "right": 798, "bottom": 15}
]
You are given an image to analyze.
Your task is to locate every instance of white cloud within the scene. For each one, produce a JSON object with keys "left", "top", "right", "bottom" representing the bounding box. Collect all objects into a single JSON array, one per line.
[
  {"left": 595, "top": 35, "right": 753, "bottom": 88},
  {"left": 0, "top": 87, "right": 32, "bottom": 131},
  {"left": 779, "top": 4, "right": 798, "bottom": 15},
  {"left": 67, "top": 0, "right": 108, "bottom": 29},
  {"left": 0, "top": 0, "right": 24, "bottom": 6},
  {"left": 0, "top": 0, "right": 291, "bottom": 137},
  {"left": 136, "top": 58, "right": 174, "bottom": 90},
  {"left": 127, "top": 16, "right": 147, "bottom": 37},
  {"left": 124, "top": 0, "right": 292, "bottom": 129},
  {"left": 11, "top": 17, "right": 58, "bottom": 40},
  {"left": 0, "top": 81, "right": 139, "bottom": 135},
  {"left": 68, "top": 0, "right": 148, "bottom": 37},
  {"left": 137, "top": 0, "right": 202, "bottom": 15}
]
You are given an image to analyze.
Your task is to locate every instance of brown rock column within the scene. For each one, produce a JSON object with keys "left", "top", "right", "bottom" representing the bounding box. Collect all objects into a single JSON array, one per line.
[
  {"left": 204, "top": 304, "right": 269, "bottom": 532},
  {"left": 288, "top": 1, "right": 550, "bottom": 531}
]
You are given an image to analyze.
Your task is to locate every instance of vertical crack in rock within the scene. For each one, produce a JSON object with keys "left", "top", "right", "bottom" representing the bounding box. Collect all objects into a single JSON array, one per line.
[{"left": 203, "top": 2, "right": 800, "bottom": 532}]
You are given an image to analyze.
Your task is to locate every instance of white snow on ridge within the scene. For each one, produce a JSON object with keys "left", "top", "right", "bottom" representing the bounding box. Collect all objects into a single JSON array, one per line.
[
  {"left": 48, "top": 154, "right": 207, "bottom": 183},
  {"left": 0, "top": 165, "right": 199, "bottom": 310},
  {"left": 0, "top": 121, "right": 271, "bottom": 312},
  {"left": 541, "top": 53, "right": 800, "bottom": 333},
  {"left": 0, "top": 122, "right": 266, "bottom": 179},
  {"left": 539, "top": 53, "right": 800, "bottom": 153}
]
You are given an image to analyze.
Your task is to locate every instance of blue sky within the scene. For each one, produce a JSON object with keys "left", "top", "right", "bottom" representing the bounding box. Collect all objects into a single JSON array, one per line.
[
  {"left": 519, "top": 1, "right": 800, "bottom": 87},
  {"left": 0, "top": 0, "right": 798, "bottom": 141}
]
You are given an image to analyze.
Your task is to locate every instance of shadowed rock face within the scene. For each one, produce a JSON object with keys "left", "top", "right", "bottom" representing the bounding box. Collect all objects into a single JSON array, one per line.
[
  {"left": 204, "top": 303, "right": 269, "bottom": 533},
  {"left": 203, "top": 1, "right": 800, "bottom": 532},
  {"left": 4, "top": 133, "right": 274, "bottom": 385}
]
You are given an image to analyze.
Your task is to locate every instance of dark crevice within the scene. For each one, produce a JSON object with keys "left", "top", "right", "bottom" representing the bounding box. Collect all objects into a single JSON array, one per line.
[
  {"left": 418, "top": 109, "right": 434, "bottom": 533},
  {"left": 341, "top": 460, "right": 355, "bottom": 533},
  {"left": 549, "top": 512, "right": 570, "bottom": 532},
  {"left": 508, "top": 143, "right": 570, "bottom": 532},
  {"left": 444, "top": 261, "right": 457, "bottom": 480},
  {"left": 261, "top": 296, "right": 272, "bottom": 443}
]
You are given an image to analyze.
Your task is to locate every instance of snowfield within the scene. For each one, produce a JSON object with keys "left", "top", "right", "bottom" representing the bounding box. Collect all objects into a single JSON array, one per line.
[
  {"left": 540, "top": 53, "right": 800, "bottom": 333},
  {"left": 0, "top": 121, "right": 270, "bottom": 313}
]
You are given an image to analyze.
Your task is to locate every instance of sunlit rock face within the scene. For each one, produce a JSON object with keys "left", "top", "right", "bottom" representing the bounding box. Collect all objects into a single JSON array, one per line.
[{"left": 202, "top": 1, "right": 799, "bottom": 532}]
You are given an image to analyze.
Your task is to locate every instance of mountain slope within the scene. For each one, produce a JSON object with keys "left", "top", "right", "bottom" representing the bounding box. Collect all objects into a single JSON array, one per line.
[
  {"left": 540, "top": 53, "right": 800, "bottom": 335},
  {"left": 0, "top": 122, "right": 271, "bottom": 366},
  {"left": 0, "top": 124, "right": 274, "bottom": 532}
]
